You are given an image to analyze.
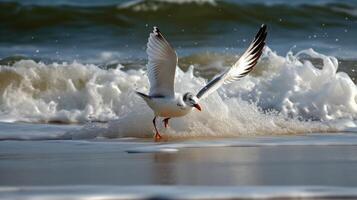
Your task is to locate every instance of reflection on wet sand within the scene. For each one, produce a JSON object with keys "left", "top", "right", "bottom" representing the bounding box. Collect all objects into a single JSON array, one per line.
[{"left": 149, "top": 146, "right": 357, "bottom": 186}]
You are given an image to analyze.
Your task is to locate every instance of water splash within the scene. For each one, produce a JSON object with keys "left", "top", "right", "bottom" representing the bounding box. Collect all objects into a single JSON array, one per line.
[{"left": 0, "top": 47, "right": 355, "bottom": 139}]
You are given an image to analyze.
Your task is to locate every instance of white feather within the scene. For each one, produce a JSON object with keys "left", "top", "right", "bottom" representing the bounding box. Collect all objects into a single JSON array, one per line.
[
  {"left": 196, "top": 24, "right": 267, "bottom": 99},
  {"left": 146, "top": 27, "right": 178, "bottom": 98}
]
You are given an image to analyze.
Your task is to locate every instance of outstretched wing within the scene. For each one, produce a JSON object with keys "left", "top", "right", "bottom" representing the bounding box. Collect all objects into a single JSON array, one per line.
[
  {"left": 196, "top": 24, "right": 267, "bottom": 99},
  {"left": 146, "top": 27, "right": 178, "bottom": 98}
]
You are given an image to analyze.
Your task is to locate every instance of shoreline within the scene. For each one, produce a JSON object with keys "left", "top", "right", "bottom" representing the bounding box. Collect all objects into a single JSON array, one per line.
[
  {"left": 2, "top": 133, "right": 357, "bottom": 199},
  {"left": 2, "top": 134, "right": 357, "bottom": 186}
]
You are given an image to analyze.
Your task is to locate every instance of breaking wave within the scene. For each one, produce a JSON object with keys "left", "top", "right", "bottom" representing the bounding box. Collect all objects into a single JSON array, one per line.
[{"left": 0, "top": 47, "right": 356, "bottom": 138}]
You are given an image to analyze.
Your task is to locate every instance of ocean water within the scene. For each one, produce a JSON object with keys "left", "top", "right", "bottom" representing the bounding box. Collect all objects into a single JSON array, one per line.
[
  {"left": 0, "top": 0, "right": 357, "bottom": 199},
  {"left": 0, "top": 0, "right": 356, "bottom": 137}
]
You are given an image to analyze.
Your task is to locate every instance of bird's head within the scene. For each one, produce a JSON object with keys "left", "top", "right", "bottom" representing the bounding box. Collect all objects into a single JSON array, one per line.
[{"left": 183, "top": 92, "right": 201, "bottom": 111}]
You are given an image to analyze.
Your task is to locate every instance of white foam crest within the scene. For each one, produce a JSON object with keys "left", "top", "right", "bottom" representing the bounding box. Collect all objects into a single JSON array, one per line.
[
  {"left": 230, "top": 47, "right": 357, "bottom": 121},
  {"left": 0, "top": 47, "right": 356, "bottom": 139},
  {"left": 82, "top": 68, "right": 330, "bottom": 139},
  {"left": 118, "top": 0, "right": 216, "bottom": 11},
  {"left": 0, "top": 60, "right": 147, "bottom": 123},
  {"left": 331, "top": 6, "right": 357, "bottom": 17},
  {"left": 68, "top": 48, "right": 356, "bottom": 139}
]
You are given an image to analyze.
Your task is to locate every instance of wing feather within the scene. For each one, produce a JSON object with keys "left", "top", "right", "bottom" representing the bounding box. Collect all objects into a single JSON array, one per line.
[
  {"left": 146, "top": 27, "right": 178, "bottom": 97},
  {"left": 196, "top": 24, "right": 267, "bottom": 99}
]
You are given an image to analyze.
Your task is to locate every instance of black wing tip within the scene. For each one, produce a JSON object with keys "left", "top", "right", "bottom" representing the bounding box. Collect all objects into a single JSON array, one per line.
[
  {"left": 245, "top": 24, "right": 268, "bottom": 69},
  {"left": 152, "top": 26, "right": 163, "bottom": 38},
  {"left": 259, "top": 24, "right": 267, "bottom": 34},
  {"left": 255, "top": 24, "right": 267, "bottom": 40},
  {"left": 153, "top": 26, "right": 159, "bottom": 32},
  {"left": 250, "top": 24, "right": 267, "bottom": 53}
]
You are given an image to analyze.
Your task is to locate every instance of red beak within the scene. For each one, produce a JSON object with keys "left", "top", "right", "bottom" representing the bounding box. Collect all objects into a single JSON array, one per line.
[{"left": 194, "top": 104, "right": 202, "bottom": 111}]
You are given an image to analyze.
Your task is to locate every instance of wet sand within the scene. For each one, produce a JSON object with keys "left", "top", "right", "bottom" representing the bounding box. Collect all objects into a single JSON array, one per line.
[
  {"left": 1, "top": 136, "right": 357, "bottom": 186},
  {"left": 1, "top": 134, "right": 357, "bottom": 199}
]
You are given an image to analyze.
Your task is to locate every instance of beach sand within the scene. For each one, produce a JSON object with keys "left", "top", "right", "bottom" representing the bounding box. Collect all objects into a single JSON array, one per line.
[
  {"left": 2, "top": 140, "right": 357, "bottom": 186},
  {"left": 1, "top": 132, "right": 357, "bottom": 199}
]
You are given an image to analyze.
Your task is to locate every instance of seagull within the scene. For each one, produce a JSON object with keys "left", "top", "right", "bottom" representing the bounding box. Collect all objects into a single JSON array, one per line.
[{"left": 136, "top": 24, "right": 267, "bottom": 141}]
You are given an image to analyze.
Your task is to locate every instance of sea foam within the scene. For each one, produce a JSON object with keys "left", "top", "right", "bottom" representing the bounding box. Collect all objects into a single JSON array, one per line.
[{"left": 0, "top": 47, "right": 356, "bottom": 139}]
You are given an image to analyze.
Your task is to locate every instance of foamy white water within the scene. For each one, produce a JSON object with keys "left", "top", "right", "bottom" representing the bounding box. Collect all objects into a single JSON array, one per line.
[{"left": 0, "top": 47, "right": 356, "bottom": 139}]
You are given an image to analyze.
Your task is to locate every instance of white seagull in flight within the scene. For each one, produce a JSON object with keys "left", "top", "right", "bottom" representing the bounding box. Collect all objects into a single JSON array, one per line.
[{"left": 136, "top": 24, "right": 267, "bottom": 141}]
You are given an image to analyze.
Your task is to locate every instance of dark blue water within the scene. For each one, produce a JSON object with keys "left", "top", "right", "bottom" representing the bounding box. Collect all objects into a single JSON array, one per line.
[{"left": 0, "top": 0, "right": 356, "bottom": 64}]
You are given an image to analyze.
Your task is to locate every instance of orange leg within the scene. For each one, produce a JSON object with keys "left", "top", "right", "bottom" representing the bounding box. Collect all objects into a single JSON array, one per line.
[
  {"left": 153, "top": 116, "right": 162, "bottom": 141},
  {"left": 162, "top": 118, "right": 171, "bottom": 128}
]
